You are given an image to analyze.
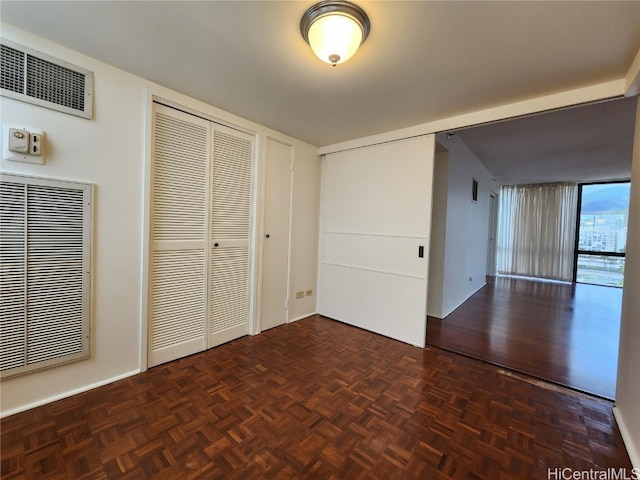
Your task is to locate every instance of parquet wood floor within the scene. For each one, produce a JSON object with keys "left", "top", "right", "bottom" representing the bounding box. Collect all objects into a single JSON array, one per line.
[
  {"left": 1, "top": 315, "right": 631, "bottom": 479},
  {"left": 427, "top": 276, "right": 622, "bottom": 399}
]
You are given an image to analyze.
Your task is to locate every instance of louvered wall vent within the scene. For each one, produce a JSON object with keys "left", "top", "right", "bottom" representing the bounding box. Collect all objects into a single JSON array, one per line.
[
  {"left": 1, "top": 39, "right": 93, "bottom": 119},
  {"left": 0, "top": 174, "right": 92, "bottom": 379}
]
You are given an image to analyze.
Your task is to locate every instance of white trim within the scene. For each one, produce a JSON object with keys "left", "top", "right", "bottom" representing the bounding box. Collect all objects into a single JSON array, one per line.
[
  {"left": 625, "top": 47, "right": 640, "bottom": 97},
  {"left": 145, "top": 85, "right": 262, "bottom": 137},
  {"left": 247, "top": 128, "right": 261, "bottom": 338},
  {"left": 141, "top": 88, "right": 261, "bottom": 365},
  {"left": 324, "top": 230, "right": 429, "bottom": 240},
  {"left": 613, "top": 407, "right": 640, "bottom": 470},
  {"left": 319, "top": 80, "right": 625, "bottom": 154},
  {"left": 139, "top": 87, "right": 154, "bottom": 373},
  {"left": 0, "top": 369, "right": 140, "bottom": 418},
  {"left": 321, "top": 261, "right": 427, "bottom": 280},
  {"left": 316, "top": 154, "right": 326, "bottom": 320},
  {"left": 289, "top": 313, "right": 318, "bottom": 324},
  {"left": 439, "top": 281, "right": 488, "bottom": 319},
  {"left": 285, "top": 140, "right": 295, "bottom": 324},
  {"left": 252, "top": 130, "right": 267, "bottom": 336},
  {"left": 0, "top": 173, "right": 93, "bottom": 379},
  {"left": 0, "top": 37, "right": 94, "bottom": 120},
  {"left": 0, "top": 172, "right": 94, "bottom": 188}
]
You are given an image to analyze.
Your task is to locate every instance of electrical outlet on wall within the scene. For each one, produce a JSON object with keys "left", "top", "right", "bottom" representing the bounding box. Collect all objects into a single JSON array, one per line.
[{"left": 30, "top": 133, "right": 44, "bottom": 156}]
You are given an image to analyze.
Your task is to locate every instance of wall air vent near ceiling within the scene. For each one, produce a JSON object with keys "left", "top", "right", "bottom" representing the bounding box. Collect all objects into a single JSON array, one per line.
[{"left": 1, "top": 39, "right": 93, "bottom": 120}]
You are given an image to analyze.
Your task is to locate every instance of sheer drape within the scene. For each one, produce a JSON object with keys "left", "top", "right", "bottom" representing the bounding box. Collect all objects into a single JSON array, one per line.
[{"left": 497, "top": 182, "right": 578, "bottom": 281}]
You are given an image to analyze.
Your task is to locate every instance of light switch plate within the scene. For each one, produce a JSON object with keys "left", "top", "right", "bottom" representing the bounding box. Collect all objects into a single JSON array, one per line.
[
  {"left": 3, "top": 125, "right": 45, "bottom": 164},
  {"left": 8, "top": 128, "right": 29, "bottom": 154}
]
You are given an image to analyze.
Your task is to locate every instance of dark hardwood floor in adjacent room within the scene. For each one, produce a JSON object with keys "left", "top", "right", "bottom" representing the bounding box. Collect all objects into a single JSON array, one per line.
[
  {"left": 427, "top": 276, "right": 622, "bottom": 399},
  {"left": 2, "top": 315, "right": 631, "bottom": 479}
]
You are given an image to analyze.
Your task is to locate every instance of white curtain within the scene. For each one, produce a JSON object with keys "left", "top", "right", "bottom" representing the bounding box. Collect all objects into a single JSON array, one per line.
[{"left": 497, "top": 182, "right": 578, "bottom": 281}]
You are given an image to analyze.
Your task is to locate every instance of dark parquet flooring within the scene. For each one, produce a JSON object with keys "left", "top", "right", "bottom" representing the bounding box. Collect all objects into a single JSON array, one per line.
[
  {"left": 1, "top": 315, "right": 632, "bottom": 479},
  {"left": 427, "top": 276, "right": 622, "bottom": 399}
]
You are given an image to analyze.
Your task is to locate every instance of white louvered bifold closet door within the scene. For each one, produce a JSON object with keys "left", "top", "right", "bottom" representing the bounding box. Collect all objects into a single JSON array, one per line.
[
  {"left": 209, "top": 125, "right": 253, "bottom": 347},
  {"left": 149, "top": 104, "right": 254, "bottom": 367},
  {"left": 149, "top": 105, "right": 210, "bottom": 367}
]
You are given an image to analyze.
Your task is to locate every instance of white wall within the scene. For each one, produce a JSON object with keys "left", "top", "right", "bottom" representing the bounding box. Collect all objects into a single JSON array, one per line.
[
  {"left": 614, "top": 97, "right": 640, "bottom": 468},
  {"left": 0, "top": 24, "right": 320, "bottom": 416},
  {"left": 289, "top": 141, "right": 321, "bottom": 321},
  {"left": 0, "top": 26, "right": 147, "bottom": 416},
  {"left": 427, "top": 134, "right": 495, "bottom": 318},
  {"left": 427, "top": 152, "right": 449, "bottom": 317}
]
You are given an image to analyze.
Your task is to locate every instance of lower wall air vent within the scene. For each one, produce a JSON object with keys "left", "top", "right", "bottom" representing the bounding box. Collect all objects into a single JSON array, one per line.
[{"left": 1, "top": 38, "right": 93, "bottom": 120}]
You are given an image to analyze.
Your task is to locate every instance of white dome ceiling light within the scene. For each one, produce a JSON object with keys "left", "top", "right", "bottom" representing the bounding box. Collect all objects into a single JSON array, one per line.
[{"left": 300, "top": 0, "right": 371, "bottom": 66}]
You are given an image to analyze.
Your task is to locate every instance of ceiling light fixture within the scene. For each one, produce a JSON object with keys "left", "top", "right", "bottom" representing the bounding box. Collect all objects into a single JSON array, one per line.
[{"left": 300, "top": 0, "right": 370, "bottom": 67}]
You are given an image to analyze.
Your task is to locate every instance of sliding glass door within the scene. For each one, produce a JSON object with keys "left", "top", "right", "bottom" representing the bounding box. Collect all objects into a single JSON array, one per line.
[{"left": 574, "top": 182, "right": 630, "bottom": 287}]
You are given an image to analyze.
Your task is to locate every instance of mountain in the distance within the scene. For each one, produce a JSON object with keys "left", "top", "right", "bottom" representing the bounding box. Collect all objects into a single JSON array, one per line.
[{"left": 581, "top": 184, "right": 630, "bottom": 214}]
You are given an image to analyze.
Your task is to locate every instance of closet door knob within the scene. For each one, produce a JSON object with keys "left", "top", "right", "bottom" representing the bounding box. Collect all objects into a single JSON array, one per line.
[{"left": 265, "top": 234, "right": 270, "bottom": 238}]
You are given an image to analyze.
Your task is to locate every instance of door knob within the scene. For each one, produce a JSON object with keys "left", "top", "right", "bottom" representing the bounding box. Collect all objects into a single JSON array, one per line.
[{"left": 265, "top": 234, "right": 270, "bottom": 238}]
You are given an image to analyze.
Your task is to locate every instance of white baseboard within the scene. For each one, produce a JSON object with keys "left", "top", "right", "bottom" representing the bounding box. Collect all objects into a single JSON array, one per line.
[
  {"left": 441, "top": 281, "right": 487, "bottom": 318},
  {"left": 0, "top": 369, "right": 140, "bottom": 418},
  {"left": 289, "top": 312, "right": 318, "bottom": 324},
  {"left": 613, "top": 406, "right": 640, "bottom": 469}
]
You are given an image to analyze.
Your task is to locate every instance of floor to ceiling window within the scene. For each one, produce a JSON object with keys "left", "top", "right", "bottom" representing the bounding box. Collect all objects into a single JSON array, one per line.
[
  {"left": 574, "top": 181, "right": 630, "bottom": 287},
  {"left": 496, "top": 182, "right": 578, "bottom": 282}
]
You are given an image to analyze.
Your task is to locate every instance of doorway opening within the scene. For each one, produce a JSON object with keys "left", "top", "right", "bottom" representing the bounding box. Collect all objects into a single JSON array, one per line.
[{"left": 486, "top": 193, "right": 498, "bottom": 276}]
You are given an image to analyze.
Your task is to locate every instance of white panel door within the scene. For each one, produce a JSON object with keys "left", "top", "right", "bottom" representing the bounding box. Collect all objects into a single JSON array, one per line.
[
  {"left": 261, "top": 138, "right": 293, "bottom": 331},
  {"left": 209, "top": 124, "right": 254, "bottom": 347},
  {"left": 319, "top": 135, "right": 435, "bottom": 347},
  {"left": 149, "top": 105, "right": 209, "bottom": 366}
]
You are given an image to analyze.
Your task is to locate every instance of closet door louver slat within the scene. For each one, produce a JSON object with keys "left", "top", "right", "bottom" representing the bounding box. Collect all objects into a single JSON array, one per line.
[{"left": 148, "top": 107, "right": 209, "bottom": 367}]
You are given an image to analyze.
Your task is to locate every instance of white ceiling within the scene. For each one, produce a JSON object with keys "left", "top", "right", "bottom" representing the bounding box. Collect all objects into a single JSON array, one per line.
[
  {"left": 1, "top": 1, "right": 640, "bottom": 182},
  {"left": 455, "top": 96, "right": 638, "bottom": 185}
]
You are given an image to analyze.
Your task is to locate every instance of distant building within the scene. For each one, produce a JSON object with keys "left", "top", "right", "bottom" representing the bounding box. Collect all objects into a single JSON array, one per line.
[{"left": 578, "top": 213, "right": 628, "bottom": 252}]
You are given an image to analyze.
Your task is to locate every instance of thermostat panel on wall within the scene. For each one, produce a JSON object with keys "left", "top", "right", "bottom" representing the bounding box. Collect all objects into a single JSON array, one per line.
[{"left": 3, "top": 125, "right": 45, "bottom": 164}]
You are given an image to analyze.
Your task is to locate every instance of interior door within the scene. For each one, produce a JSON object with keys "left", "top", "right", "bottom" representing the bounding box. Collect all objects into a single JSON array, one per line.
[
  {"left": 149, "top": 104, "right": 209, "bottom": 367},
  {"left": 149, "top": 104, "right": 255, "bottom": 366},
  {"left": 261, "top": 138, "right": 293, "bottom": 331},
  {"left": 318, "top": 135, "right": 435, "bottom": 347},
  {"left": 208, "top": 125, "right": 254, "bottom": 347}
]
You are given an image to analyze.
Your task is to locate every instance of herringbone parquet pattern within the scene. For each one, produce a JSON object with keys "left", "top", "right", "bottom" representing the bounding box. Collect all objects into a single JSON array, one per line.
[{"left": 1, "top": 315, "right": 632, "bottom": 479}]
